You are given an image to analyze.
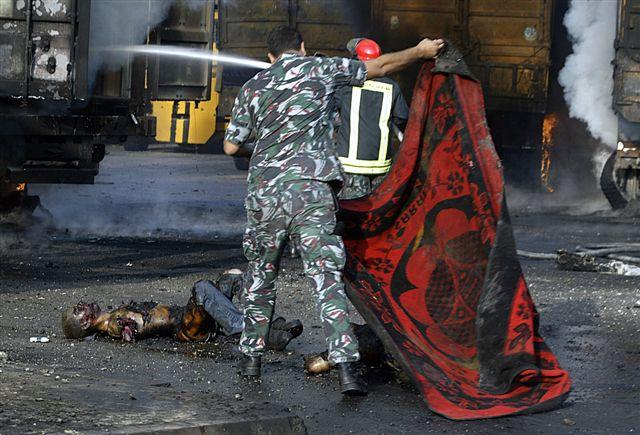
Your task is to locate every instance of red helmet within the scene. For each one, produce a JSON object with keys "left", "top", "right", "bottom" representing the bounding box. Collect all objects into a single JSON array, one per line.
[{"left": 347, "top": 38, "right": 382, "bottom": 61}]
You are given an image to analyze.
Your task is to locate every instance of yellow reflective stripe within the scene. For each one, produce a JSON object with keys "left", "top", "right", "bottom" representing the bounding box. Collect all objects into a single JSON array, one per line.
[
  {"left": 343, "top": 168, "right": 390, "bottom": 175},
  {"left": 339, "top": 157, "right": 392, "bottom": 167},
  {"left": 348, "top": 87, "right": 362, "bottom": 160},
  {"left": 377, "top": 82, "right": 393, "bottom": 164},
  {"left": 340, "top": 160, "right": 392, "bottom": 175},
  {"left": 361, "top": 80, "right": 394, "bottom": 94},
  {"left": 340, "top": 156, "right": 392, "bottom": 175}
]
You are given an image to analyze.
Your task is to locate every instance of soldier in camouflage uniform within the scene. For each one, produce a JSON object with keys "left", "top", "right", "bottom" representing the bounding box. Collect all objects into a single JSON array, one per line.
[{"left": 223, "top": 26, "right": 444, "bottom": 395}]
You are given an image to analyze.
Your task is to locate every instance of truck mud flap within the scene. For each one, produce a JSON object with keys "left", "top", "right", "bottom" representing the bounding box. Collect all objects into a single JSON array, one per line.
[{"left": 600, "top": 151, "right": 629, "bottom": 210}]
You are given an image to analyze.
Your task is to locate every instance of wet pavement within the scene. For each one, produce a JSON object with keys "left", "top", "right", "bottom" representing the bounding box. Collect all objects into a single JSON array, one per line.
[{"left": 1, "top": 146, "right": 639, "bottom": 434}]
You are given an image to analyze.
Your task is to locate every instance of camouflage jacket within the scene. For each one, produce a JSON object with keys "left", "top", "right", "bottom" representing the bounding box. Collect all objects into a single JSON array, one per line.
[{"left": 224, "top": 53, "right": 367, "bottom": 191}]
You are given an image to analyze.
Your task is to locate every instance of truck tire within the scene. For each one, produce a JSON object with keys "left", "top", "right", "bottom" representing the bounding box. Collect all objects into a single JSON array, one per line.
[{"left": 600, "top": 151, "right": 628, "bottom": 210}]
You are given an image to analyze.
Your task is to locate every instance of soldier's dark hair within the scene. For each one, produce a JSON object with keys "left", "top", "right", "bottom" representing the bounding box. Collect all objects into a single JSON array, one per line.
[{"left": 267, "top": 26, "right": 304, "bottom": 57}]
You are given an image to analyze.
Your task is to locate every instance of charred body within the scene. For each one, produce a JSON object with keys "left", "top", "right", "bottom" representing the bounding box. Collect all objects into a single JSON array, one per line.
[
  {"left": 61, "top": 269, "right": 304, "bottom": 351},
  {"left": 62, "top": 301, "right": 181, "bottom": 343}
]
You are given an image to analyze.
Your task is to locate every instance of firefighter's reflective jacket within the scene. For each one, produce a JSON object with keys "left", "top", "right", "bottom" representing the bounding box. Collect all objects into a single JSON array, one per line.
[{"left": 335, "top": 77, "right": 409, "bottom": 175}]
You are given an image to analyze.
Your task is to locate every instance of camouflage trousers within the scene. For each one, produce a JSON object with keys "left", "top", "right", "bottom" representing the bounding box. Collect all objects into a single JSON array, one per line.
[
  {"left": 338, "top": 173, "right": 386, "bottom": 200},
  {"left": 239, "top": 180, "right": 360, "bottom": 364}
]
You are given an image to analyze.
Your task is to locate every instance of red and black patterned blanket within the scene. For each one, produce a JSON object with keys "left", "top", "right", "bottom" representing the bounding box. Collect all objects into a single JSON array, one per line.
[{"left": 340, "top": 59, "right": 571, "bottom": 420}]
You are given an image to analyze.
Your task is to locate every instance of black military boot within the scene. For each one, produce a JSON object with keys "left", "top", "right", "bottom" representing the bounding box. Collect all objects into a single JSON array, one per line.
[
  {"left": 337, "top": 362, "right": 368, "bottom": 396},
  {"left": 237, "top": 355, "right": 261, "bottom": 378}
]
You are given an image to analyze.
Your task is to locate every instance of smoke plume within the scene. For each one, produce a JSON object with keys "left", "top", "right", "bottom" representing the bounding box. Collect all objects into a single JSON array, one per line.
[
  {"left": 89, "top": 0, "right": 174, "bottom": 83},
  {"left": 27, "top": 146, "right": 247, "bottom": 242},
  {"left": 89, "top": 0, "right": 205, "bottom": 86},
  {"left": 558, "top": 0, "right": 618, "bottom": 176}
]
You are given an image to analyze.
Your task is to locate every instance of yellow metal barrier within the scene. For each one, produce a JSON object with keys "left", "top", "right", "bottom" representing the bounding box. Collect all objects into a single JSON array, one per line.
[{"left": 152, "top": 86, "right": 219, "bottom": 145}]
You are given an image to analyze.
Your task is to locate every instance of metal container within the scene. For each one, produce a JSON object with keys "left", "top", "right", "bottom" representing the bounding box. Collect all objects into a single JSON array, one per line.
[
  {"left": 0, "top": 0, "right": 214, "bottom": 203},
  {"left": 216, "top": 0, "right": 553, "bottom": 186}
]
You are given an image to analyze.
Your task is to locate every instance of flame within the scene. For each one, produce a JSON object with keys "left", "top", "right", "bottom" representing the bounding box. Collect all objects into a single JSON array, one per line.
[
  {"left": 541, "top": 114, "right": 559, "bottom": 193},
  {"left": 16, "top": 183, "right": 26, "bottom": 192}
]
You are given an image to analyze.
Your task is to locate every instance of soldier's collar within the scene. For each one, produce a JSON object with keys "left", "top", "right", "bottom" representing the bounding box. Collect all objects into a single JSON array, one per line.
[{"left": 278, "top": 52, "right": 301, "bottom": 61}]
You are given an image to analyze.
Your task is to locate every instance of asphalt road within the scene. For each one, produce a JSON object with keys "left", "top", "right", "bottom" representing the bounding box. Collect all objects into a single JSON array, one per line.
[{"left": 0, "top": 146, "right": 639, "bottom": 434}]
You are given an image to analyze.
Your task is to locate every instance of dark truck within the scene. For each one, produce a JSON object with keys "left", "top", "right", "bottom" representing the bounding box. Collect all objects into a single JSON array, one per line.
[
  {"left": 600, "top": 0, "right": 640, "bottom": 209},
  {"left": 0, "top": 0, "right": 213, "bottom": 212},
  {"left": 216, "top": 0, "right": 552, "bottom": 186}
]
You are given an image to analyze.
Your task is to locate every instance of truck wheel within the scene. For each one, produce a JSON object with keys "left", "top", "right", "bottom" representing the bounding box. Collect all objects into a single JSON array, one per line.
[{"left": 600, "top": 151, "right": 629, "bottom": 210}]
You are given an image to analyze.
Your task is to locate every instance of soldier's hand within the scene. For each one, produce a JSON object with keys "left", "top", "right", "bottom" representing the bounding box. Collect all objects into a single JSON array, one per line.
[{"left": 416, "top": 38, "right": 445, "bottom": 59}]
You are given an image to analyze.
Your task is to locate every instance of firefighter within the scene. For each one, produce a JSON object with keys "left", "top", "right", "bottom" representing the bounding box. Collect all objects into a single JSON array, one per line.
[
  {"left": 336, "top": 38, "right": 410, "bottom": 200},
  {"left": 223, "top": 25, "right": 444, "bottom": 395}
]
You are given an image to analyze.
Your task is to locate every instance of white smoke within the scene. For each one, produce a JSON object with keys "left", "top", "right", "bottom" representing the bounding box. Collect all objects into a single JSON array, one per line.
[
  {"left": 89, "top": 0, "right": 206, "bottom": 87},
  {"left": 89, "top": 0, "right": 174, "bottom": 83},
  {"left": 558, "top": 0, "right": 618, "bottom": 177},
  {"left": 26, "top": 145, "right": 247, "bottom": 242}
]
